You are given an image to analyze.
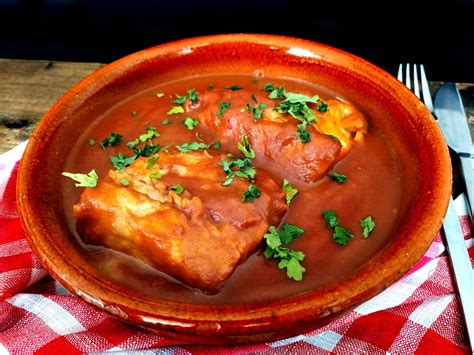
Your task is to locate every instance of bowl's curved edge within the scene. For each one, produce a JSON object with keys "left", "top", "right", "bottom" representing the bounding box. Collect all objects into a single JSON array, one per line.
[{"left": 17, "top": 33, "right": 452, "bottom": 344}]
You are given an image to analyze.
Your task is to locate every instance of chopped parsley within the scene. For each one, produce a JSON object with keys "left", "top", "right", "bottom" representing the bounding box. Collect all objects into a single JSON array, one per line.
[
  {"left": 242, "top": 184, "right": 261, "bottom": 202},
  {"left": 120, "top": 178, "right": 129, "bottom": 186},
  {"left": 174, "top": 94, "right": 187, "bottom": 105},
  {"left": 212, "top": 140, "right": 222, "bottom": 149},
  {"left": 167, "top": 106, "right": 185, "bottom": 115},
  {"left": 208, "top": 84, "right": 215, "bottom": 90},
  {"left": 220, "top": 136, "right": 257, "bottom": 186},
  {"left": 88, "top": 139, "right": 95, "bottom": 146},
  {"left": 62, "top": 169, "right": 98, "bottom": 188},
  {"left": 100, "top": 132, "right": 123, "bottom": 149},
  {"left": 296, "top": 123, "right": 311, "bottom": 143},
  {"left": 282, "top": 179, "right": 298, "bottom": 205},
  {"left": 170, "top": 184, "right": 185, "bottom": 195},
  {"left": 131, "top": 111, "right": 138, "bottom": 117},
  {"left": 175, "top": 142, "right": 210, "bottom": 153},
  {"left": 263, "top": 224, "right": 306, "bottom": 281},
  {"left": 333, "top": 226, "right": 354, "bottom": 246},
  {"left": 322, "top": 209, "right": 354, "bottom": 245},
  {"left": 359, "top": 216, "right": 375, "bottom": 238},
  {"left": 329, "top": 171, "right": 347, "bottom": 183},
  {"left": 183, "top": 117, "right": 199, "bottom": 130},
  {"left": 126, "top": 127, "right": 161, "bottom": 157},
  {"left": 217, "top": 101, "right": 231, "bottom": 118},
  {"left": 146, "top": 155, "right": 160, "bottom": 169},
  {"left": 149, "top": 172, "right": 163, "bottom": 179},
  {"left": 161, "top": 119, "right": 171, "bottom": 125},
  {"left": 244, "top": 103, "right": 267, "bottom": 120},
  {"left": 237, "top": 135, "right": 255, "bottom": 159},
  {"left": 187, "top": 89, "right": 198, "bottom": 103},
  {"left": 263, "top": 83, "right": 286, "bottom": 100},
  {"left": 224, "top": 84, "right": 243, "bottom": 91},
  {"left": 110, "top": 153, "right": 137, "bottom": 170}
]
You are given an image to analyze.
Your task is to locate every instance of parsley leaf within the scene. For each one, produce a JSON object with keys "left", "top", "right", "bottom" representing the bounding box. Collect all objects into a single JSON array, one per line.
[
  {"left": 333, "top": 226, "right": 354, "bottom": 246},
  {"left": 359, "top": 216, "right": 375, "bottom": 238},
  {"left": 173, "top": 95, "right": 187, "bottom": 105},
  {"left": 263, "top": 224, "right": 306, "bottom": 281},
  {"left": 263, "top": 82, "right": 275, "bottom": 92},
  {"left": 322, "top": 210, "right": 338, "bottom": 228},
  {"left": 149, "top": 172, "right": 163, "bottom": 179},
  {"left": 296, "top": 122, "right": 311, "bottom": 143},
  {"left": 208, "top": 84, "right": 215, "bottom": 90},
  {"left": 322, "top": 210, "right": 354, "bottom": 245},
  {"left": 167, "top": 106, "right": 185, "bottom": 115},
  {"left": 243, "top": 102, "right": 267, "bottom": 120},
  {"left": 329, "top": 171, "right": 347, "bottom": 183},
  {"left": 278, "top": 223, "right": 304, "bottom": 244},
  {"left": 146, "top": 155, "right": 160, "bottom": 169},
  {"left": 225, "top": 84, "right": 243, "bottom": 91},
  {"left": 242, "top": 184, "right": 261, "bottom": 202},
  {"left": 183, "top": 117, "right": 199, "bottom": 130},
  {"left": 187, "top": 89, "right": 198, "bottom": 103},
  {"left": 88, "top": 139, "right": 95, "bottom": 146},
  {"left": 170, "top": 184, "right": 184, "bottom": 195},
  {"left": 282, "top": 179, "right": 298, "bottom": 205},
  {"left": 100, "top": 132, "right": 123, "bottom": 149},
  {"left": 126, "top": 127, "right": 160, "bottom": 157},
  {"left": 237, "top": 135, "right": 255, "bottom": 159},
  {"left": 110, "top": 153, "right": 137, "bottom": 170},
  {"left": 161, "top": 119, "right": 171, "bottom": 125},
  {"left": 219, "top": 157, "right": 256, "bottom": 186},
  {"left": 212, "top": 140, "right": 221, "bottom": 149},
  {"left": 175, "top": 142, "right": 210, "bottom": 153},
  {"left": 120, "top": 178, "right": 129, "bottom": 186},
  {"left": 62, "top": 169, "right": 98, "bottom": 188},
  {"left": 217, "top": 101, "right": 231, "bottom": 118}
]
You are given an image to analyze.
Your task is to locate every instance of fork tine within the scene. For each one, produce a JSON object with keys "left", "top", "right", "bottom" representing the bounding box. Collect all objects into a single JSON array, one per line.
[
  {"left": 405, "top": 64, "right": 411, "bottom": 90},
  {"left": 397, "top": 64, "right": 403, "bottom": 82},
  {"left": 413, "top": 64, "right": 420, "bottom": 99},
  {"left": 419, "top": 64, "right": 434, "bottom": 113}
]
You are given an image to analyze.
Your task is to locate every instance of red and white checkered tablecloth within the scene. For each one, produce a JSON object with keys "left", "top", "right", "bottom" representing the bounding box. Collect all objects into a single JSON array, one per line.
[{"left": 0, "top": 142, "right": 472, "bottom": 354}]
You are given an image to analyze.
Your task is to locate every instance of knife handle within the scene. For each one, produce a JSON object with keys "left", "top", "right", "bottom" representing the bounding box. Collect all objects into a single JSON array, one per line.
[{"left": 459, "top": 155, "right": 474, "bottom": 224}]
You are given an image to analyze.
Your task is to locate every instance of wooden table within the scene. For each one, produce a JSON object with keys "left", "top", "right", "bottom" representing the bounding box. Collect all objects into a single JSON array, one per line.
[{"left": 1, "top": 58, "right": 474, "bottom": 155}]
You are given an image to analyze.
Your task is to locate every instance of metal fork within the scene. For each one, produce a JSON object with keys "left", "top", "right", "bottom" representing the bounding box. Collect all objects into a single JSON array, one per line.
[{"left": 398, "top": 64, "right": 474, "bottom": 350}]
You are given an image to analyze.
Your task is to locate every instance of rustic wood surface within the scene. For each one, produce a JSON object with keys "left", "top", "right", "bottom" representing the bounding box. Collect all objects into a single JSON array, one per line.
[{"left": 0, "top": 58, "right": 473, "bottom": 155}]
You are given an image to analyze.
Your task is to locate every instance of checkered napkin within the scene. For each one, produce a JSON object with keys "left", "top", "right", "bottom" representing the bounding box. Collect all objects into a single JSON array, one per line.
[{"left": 1, "top": 143, "right": 471, "bottom": 354}]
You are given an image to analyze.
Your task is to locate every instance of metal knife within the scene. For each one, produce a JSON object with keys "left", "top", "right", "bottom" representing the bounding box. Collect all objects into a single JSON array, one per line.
[{"left": 434, "top": 83, "right": 474, "bottom": 222}]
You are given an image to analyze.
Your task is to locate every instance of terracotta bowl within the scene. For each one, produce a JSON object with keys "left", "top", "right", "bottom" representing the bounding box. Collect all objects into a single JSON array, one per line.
[{"left": 17, "top": 34, "right": 451, "bottom": 344}]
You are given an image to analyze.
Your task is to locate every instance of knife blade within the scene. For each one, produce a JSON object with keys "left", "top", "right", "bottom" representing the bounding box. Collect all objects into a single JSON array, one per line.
[{"left": 434, "top": 83, "right": 474, "bottom": 222}]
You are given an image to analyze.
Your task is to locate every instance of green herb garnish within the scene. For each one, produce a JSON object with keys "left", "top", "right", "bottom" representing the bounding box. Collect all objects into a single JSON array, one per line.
[
  {"left": 282, "top": 179, "right": 298, "bottom": 205},
  {"left": 208, "top": 84, "right": 215, "bottom": 90},
  {"left": 225, "top": 84, "right": 243, "bottom": 91},
  {"left": 88, "top": 139, "right": 95, "bottom": 146},
  {"left": 329, "top": 171, "right": 347, "bottom": 184},
  {"left": 243, "top": 102, "right": 267, "bottom": 120},
  {"left": 217, "top": 101, "right": 231, "bottom": 118},
  {"left": 100, "top": 132, "right": 123, "bottom": 149},
  {"left": 212, "top": 140, "right": 221, "bottom": 149},
  {"left": 242, "top": 184, "right": 261, "bottom": 202},
  {"left": 174, "top": 94, "right": 187, "bottom": 105},
  {"left": 322, "top": 210, "right": 354, "bottom": 245},
  {"left": 161, "top": 119, "right": 171, "bottom": 125},
  {"left": 62, "top": 169, "right": 98, "bottom": 188},
  {"left": 183, "top": 117, "right": 199, "bottom": 130},
  {"left": 167, "top": 106, "right": 185, "bottom": 115},
  {"left": 175, "top": 142, "right": 210, "bottom": 153},
  {"left": 110, "top": 153, "right": 137, "bottom": 170},
  {"left": 263, "top": 224, "right": 305, "bottom": 281},
  {"left": 237, "top": 135, "right": 255, "bottom": 159},
  {"left": 170, "top": 184, "right": 184, "bottom": 195},
  {"left": 149, "top": 172, "right": 163, "bottom": 179},
  {"left": 187, "top": 89, "right": 198, "bottom": 103},
  {"left": 131, "top": 111, "right": 137, "bottom": 117},
  {"left": 120, "top": 178, "right": 129, "bottom": 186},
  {"left": 359, "top": 216, "right": 375, "bottom": 238},
  {"left": 146, "top": 155, "right": 160, "bottom": 170}
]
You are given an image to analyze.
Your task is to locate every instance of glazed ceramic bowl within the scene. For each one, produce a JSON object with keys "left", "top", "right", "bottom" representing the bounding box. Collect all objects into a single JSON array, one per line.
[{"left": 17, "top": 34, "right": 451, "bottom": 344}]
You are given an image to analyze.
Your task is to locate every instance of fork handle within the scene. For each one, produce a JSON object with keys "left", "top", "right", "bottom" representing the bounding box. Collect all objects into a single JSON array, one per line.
[{"left": 459, "top": 155, "right": 474, "bottom": 224}]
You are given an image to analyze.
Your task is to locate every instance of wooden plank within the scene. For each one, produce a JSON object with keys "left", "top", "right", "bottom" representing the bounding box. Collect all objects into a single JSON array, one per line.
[{"left": 0, "top": 59, "right": 103, "bottom": 153}]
